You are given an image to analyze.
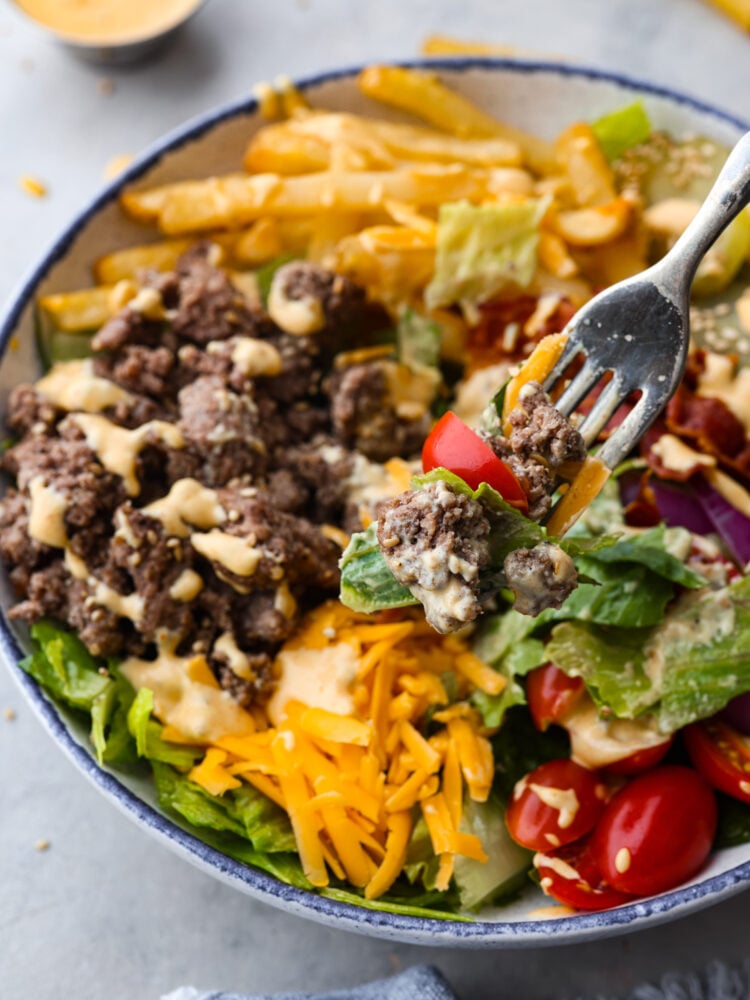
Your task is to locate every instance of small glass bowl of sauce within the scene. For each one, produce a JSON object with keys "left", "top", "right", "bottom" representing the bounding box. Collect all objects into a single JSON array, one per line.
[{"left": 13, "top": 0, "right": 206, "bottom": 64}]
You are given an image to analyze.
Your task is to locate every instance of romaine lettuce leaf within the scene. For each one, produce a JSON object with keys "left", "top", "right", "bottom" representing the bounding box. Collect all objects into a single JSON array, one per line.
[
  {"left": 454, "top": 795, "right": 532, "bottom": 910},
  {"left": 24, "top": 620, "right": 112, "bottom": 711},
  {"left": 546, "top": 577, "right": 750, "bottom": 733},
  {"left": 339, "top": 524, "right": 418, "bottom": 614},
  {"left": 151, "top": 760, "right": 297, "bottom": 853},
  {"left": 591, "top": 102, "right": 651, "bottom": 162},
  {"left": 425, "top": 198, "right": 548, "bottom": 315}
]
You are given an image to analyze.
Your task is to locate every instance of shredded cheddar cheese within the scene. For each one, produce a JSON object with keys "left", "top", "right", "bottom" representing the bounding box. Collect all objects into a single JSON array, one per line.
[{"left": 181, "top": 600, "right": 503, "bottom": 898}]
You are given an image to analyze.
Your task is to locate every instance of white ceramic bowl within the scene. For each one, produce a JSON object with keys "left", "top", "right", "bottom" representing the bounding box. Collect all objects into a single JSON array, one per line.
[{"left": 1, "top": 59, "right": 748, "bottom": 948}]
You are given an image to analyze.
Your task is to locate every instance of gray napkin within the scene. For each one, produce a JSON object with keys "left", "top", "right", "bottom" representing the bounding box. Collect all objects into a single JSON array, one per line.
[
  {"left": 161, "top": 965, "right": 456, "bottom": 1000},
  {"left": 163, "top": 959, "right": 750, "bottom": 1000}
]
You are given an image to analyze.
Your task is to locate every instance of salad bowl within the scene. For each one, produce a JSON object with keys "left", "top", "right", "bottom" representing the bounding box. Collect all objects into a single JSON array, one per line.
[{"left": 1, "top": 58, "right": 749, "bottom": 948}]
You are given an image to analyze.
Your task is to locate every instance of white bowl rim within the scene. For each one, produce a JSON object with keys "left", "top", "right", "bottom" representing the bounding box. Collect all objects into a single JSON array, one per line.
[{"left": 2, "top": 57, "right": 750, "bottom": 948}]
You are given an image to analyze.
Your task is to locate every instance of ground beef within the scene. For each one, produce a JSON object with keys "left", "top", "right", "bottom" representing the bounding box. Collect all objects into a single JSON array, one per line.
[
  {"left": 172, "top": 248, "right": 268, "bottom": 345},
  {"left": 6, "top": 385, "right": 58, "bottom": 437},
  {"left": 0, "top": 253, "right": 408, "bottom": 706},
  {"left": 508, "top": 382, "right": 586, "bottom": 467},
  {"left": 93, "top": 346, "right": 177, "bottom": 401},
  {"left": 484, "top": 434, "right": 556, "bottom": 521},
  {"left": 267, "top": 261, "right": 389, "bottom": 347},
  {"left": 503, "top": 542, "right": 577, "bottom": 616},
  {"left": 481, "top": 381, "right": 585, "bottom": 521},
  {"left": 91, "top": 307, "right": 170, "bottom": 354},
  {"left": 377, "top": 480, "right": 491, "bottom": 633},
  {"left": 216, "top": 489, "right": 342, "bottom": 594},
  {"left": 269, "top": 439, "right": 354, "bottom": 522},
  {"left": 177, "top": 375, "right": 266, "bottom": 486},
  {"left": 327, "top": 362, "right": 430, "bottom": 461}
]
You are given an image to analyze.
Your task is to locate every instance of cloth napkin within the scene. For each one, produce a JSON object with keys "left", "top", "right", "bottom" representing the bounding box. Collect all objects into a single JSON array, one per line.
[{"left": 162, "top": 959, "right": 750, "bottom": 1000}]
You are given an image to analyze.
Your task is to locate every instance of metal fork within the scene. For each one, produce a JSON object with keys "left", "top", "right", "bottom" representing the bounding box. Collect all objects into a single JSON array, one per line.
[{"left": 543, "top": 130, "right": 750, "bottom": 475}]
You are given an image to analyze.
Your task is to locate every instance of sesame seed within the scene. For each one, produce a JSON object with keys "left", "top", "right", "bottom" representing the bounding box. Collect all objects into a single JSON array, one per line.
[
  {"left": 3, "top": 707, "right": 16, "bottom": 721},
  {"left": 614, "top": 847, "right": 631, "bottom": 873},
  {"left": 35, "top": 838, "right": 50, "bottom": 852}
]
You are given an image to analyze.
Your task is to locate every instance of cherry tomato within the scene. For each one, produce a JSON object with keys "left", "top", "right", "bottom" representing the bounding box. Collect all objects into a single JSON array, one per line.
[
  {"left": 505, "top": 758, "right": 606, "bottom": 852},
  {"left": 527, "top": 663, "right": 585, "bottom": 732},
  {"left": 604, "top": 736, "right": 674, "bottom": 776},
  {"left": 592, "top": 765, "right": 717, "bottom": 897},
  {"left": 421, "top": 411, "right": 528, "bottom": 511},
  {"left": 684, "top": 718, "right": 750, "bottom": 804},
  {"left": 533, "top": 835, "right": 635, "bottom": 912}
]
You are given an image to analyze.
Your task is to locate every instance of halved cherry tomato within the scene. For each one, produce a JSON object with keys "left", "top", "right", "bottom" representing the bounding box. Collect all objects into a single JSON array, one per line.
[
  {"left": 592, "top": 765, "right": 717, "bottom": 897},
  {"left": 533, "top": 835, "right": 635, "bottom": 912},
  {"left": 421, "top": 411, "right": 528, "bottom": 511},
  {"left": 505, "top": 758, "right": 606, "bottom": 852},
  {"left": 684, "top": 718, "right": 750, "bottom": 804},
  {"left": 604, "top": 736, "right": 674, "bottom": 776},
  {"left": 527, "top": 663, "right": 585, "bottom": 732}
]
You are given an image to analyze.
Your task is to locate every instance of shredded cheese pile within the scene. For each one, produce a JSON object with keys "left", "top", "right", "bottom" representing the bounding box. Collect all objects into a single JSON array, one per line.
[{"left": 183, "top": 600, "right": 505, "bottom": 898}]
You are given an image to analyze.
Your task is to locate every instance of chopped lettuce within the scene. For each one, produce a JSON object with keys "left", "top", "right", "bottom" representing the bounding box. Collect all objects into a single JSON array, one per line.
[
  {"left": 490, "top": 706, "right": 570, "bottom": 801},
  {"left": 454, "top": 796, "right": 531, "bottom": 910},
  {"left": 591, "top": 101, "right": 652, "bottom": 162},
  {"left": 151, "top": 760, "right": 297, "bottom": 853},
  {"left": 396, "top": 307, "right": 442, "bottom": 369},
  {"left": 24, "top": 620, "right": 112, "bottom": 711},
  {"left": 339, "top": 525, "right": 418, "bottom": 614},
  {"left": 546, "top": 576, "right": 750, "bottom": 733},
  {"left": 425, "top": 198, "right": 548, "bottom": 316}
]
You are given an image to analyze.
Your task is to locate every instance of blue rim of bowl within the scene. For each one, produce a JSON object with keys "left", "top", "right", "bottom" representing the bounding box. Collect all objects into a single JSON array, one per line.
[{"left": 2, "top": 57, "right": 750, "bottom": 947}]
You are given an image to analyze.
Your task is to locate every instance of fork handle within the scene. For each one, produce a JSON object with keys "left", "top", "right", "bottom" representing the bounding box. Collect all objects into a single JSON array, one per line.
[{"left": 654, "top": 130, "right": 750, "bottom": 294}]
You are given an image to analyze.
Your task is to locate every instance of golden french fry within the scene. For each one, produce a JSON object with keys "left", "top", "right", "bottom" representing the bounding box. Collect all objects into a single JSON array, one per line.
[
  {"left": 243, "top": 124, "right": 332, "bottom": 174},
  {"left": 307, "top": 214, "right": 366, "bottom": 265},
  {"left": 334, "top": 226, "right": 436, "bottom": 304},
  {"left": 357, "top": 65, "right": 558, "bottom": 175},
  {"left": 126, "top": 166, "right": 532, "bottom": 235},
  {"left": 554, "top": 123, "right": 616, "bottom": 207},
  {"left": 119, "top": 181, "right": 182, "bottom": 223},
  {"left": 553, "top": 197, "right": 633, "bottom": 246},
  {"left": 421, "top": 34, "right": 517, "bottom": 56},
  {"left": 94, "top": 239, "right": 196, "bottom": 284},
  {"left": 538, "top": 230, "right": 579, "bottom": 279},
  {"left": 274, "top": 75, "right": 311, "bottom": 117},
  {"left": 39, "top": 287, "right": 116, "bottom": 332},
  {"left": 572, "top": 230, "right": 649, "bottom": 286},
  {"left": 231, "top": 217, "right": 285, "bottom": 266}
]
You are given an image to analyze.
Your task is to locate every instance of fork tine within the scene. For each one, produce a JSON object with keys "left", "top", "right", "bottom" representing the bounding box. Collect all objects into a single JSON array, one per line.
[
  {"left": 597, "top": 391, "right": 661, "bottom": 469},
  {"left": 549, "top": 357, "right": 607, "bottom": 418},
  {"left": 576, "top": 378, "right": 628, "bottom": 447}
]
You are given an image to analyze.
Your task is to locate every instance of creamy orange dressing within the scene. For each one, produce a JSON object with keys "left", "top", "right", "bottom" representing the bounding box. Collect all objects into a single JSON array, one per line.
[{"left": 15, "top": 0, "right": 202, "bottom": 44}]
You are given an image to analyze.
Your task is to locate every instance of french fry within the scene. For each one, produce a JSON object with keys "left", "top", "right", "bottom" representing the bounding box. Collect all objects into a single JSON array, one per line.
[
  {"left": 421, "top": 34, "right": 517, "bottom": 56},
  {"left": 552, "top": 196, "right": 633, "bottom": 247},
  {"left": 554, "top": 123, "right": 616, "bottom": 207},
  {"left": 39, "top": 287, "right": 116, "bottom": 332},
  {"left": 334, "top": 226, "right": 436, "bottom": 304},
  {"left": 306, "top": 213, "right": 366, "bottom": 265},
  {"left": 250, "top": 112, "right": 522, "bottom": 174},
  {"left": 94, "top": 239, "right": 196, "bottom": 284},
  {"left": 231, "top": 217, "right": 285, "bottom": 266},
  {"left": 124, "top": 166, "right": 532, "bottom": 235},
  {"left": 357, "top": 65, "right": 558, "bottom": 175},
  {"left": 538, "top": 230, "right": 579, "bottom": 279},
  {"left": 243, "top": 124, "right": 332, "bottom": 174}
]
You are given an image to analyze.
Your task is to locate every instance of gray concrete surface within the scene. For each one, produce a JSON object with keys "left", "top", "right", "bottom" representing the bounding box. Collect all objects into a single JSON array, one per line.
[{"left": 1, "top": 1, "right": 749, "bottom": 997}]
